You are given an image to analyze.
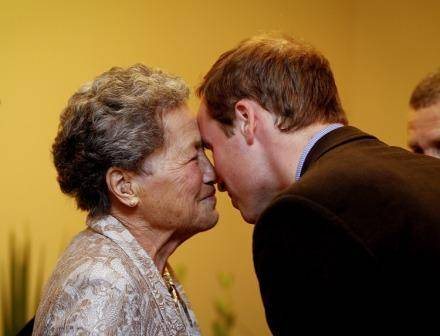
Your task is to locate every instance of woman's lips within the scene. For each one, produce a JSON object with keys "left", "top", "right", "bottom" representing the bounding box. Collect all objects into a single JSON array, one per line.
[
  {"left": 200, "top": 188, "right": 216, "bottom": 201},
  {"left": 204, "top": 195, "right": 216, "bottom": 202},
  {"left": 201, "top": 194, "right": 217, "bottom": 209}
]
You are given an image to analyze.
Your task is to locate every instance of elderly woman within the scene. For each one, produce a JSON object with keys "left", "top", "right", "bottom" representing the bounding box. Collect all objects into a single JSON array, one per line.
[{"left": 33, "top": 64, "right": 218, "bottom": 335}]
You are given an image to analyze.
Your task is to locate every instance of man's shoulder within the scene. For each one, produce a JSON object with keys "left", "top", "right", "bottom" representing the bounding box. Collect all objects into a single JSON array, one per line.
[
  {"left": 255, "top": 139, "right": 440, "bottom": 254},
  {"left": 253, "top": 193, "right": 350, "bottom": 252},
  {"left": 289, "top": 138, "right": 440, "bottom": 212}
]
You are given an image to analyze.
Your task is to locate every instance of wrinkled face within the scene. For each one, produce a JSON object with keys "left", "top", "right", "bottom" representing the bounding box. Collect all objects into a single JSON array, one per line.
[
  {"left": 408, "top": 101, "right": 440, "bottom": 159},
  {"left": 135, "top": 106, "right": 218, "bottom": 235},
  {"left": 197, "top": 102, "right": 274, "bottom": 224}
]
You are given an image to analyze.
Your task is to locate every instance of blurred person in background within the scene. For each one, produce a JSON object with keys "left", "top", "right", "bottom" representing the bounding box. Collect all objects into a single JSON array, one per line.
[
  {"left": 408, "top": 69, "right": 440, "bottom": 158},
  {"left": 32, "top": 64, "right": 218, "bottom": 335}
]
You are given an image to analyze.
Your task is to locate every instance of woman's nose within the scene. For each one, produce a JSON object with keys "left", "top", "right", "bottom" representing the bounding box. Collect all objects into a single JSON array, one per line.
[{"left": 199, "top": 151, "right": 216, "bottom": 184}]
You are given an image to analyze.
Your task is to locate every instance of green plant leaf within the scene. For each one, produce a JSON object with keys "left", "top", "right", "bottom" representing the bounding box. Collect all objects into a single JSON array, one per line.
[
  {"left": 212, "top": 320, "right": 228, "bottom": 336},
  {"left": 33, "top": 247, "right": 45, "bottom": 313},
  {"left": 1, "top": 231, "right": 45, "bottom": 336},
  {"left": 1, "top": 259, "right": 12, "bottom": 336},
  {"left": 218, "top": 272, "right": 234, "bottom": 289}
]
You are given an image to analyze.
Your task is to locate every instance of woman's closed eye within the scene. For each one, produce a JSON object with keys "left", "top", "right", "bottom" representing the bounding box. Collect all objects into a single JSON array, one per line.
[{"left": 189, "top": 154, "right": 199, "bottom": 163}]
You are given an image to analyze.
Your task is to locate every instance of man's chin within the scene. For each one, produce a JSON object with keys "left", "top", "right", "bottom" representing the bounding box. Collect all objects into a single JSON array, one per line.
[{"left": 239, "top": 208, "right": 258, "bottom": 225}]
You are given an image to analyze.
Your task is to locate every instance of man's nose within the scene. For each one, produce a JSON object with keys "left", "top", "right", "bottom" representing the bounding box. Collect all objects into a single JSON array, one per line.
[{"left": 217, "top": 179, "right": 227, "bottom": 192}]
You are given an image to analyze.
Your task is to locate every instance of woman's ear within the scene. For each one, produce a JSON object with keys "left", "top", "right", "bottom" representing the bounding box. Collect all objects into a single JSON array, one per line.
[
  {"left": 106, "top": 167, "right": 139, "bottom": 207},
  {"left": 234, "top": 99, "right": 256, "bottom": 145}
]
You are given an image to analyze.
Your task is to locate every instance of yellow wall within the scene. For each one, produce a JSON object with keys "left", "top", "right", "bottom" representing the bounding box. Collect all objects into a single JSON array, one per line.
[
  {"left": 0, "top": 1, "right": 439, "bottom": 335},
  {"left": 348, "top": 0, "right": 440, "bottom": 145}
]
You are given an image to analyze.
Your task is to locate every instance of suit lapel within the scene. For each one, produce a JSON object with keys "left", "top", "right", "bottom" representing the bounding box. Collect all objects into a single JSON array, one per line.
[{"left": 300, "top": 126, "right": 378, "bottom": 177}]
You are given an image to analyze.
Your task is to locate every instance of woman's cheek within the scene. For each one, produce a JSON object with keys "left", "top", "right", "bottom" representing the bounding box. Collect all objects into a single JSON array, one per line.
[
  {"left": 177, "top": 164, "right": 203, "bottom": 197},
  {"left": 191, "top": 164, "right": 204, "bottom": 194}
]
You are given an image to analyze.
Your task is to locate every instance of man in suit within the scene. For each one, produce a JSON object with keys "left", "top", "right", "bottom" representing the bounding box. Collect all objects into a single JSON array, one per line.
[
  {"left": 196, "top": 34, "right": 440, "bottom": 334},
  {"left": 408, "top": 69, "right": 440, "bottom": 158}
]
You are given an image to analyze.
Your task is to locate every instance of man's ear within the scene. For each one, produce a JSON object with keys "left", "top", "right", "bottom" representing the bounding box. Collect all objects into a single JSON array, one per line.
[
  {"left": 234, "top": 99, "right": 256, "bottom": 145},
  {"left": 106, "top": 167, "right": 139, "bottom": 208}
]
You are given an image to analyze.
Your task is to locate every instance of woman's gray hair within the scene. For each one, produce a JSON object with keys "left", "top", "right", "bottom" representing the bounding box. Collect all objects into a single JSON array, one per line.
[{"left": 52, "top": 64, "right": 189, "bottom": 217}]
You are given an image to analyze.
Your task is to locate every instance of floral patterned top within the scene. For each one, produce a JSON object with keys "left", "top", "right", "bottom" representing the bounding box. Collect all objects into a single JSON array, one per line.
[{"left": 33, "top": 215, "right": 201, "bottom": 335}]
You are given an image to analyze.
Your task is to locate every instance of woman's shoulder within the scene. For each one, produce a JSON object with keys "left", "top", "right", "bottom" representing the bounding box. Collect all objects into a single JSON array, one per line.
[
  {"left": 33, "top": 229, "right": 147, "bottom": 335},
  {"left": 49, "top": 229, "right": 142, "bottom": 291}
]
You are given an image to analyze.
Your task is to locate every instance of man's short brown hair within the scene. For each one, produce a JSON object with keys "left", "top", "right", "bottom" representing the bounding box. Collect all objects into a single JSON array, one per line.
[
  {"left": 196, "top": 34, "right": 347, "bottom": 134},
  {"left": 410, "top": 69, "right": 440, "bottom": 110}
]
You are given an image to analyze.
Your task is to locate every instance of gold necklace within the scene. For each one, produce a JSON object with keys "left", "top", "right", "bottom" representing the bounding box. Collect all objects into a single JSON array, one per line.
[{"left": 163, "top": 267, "right": 194, "bottom": 327}]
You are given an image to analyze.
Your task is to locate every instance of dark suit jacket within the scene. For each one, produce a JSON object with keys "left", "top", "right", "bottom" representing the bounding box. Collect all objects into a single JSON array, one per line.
[{"left": 253, "top": 126, "right": 440, "bottom": 334}]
